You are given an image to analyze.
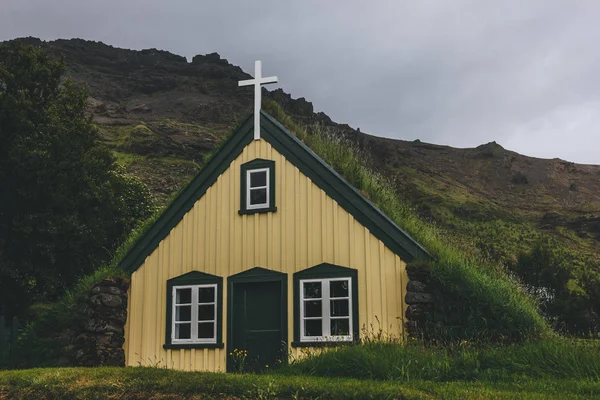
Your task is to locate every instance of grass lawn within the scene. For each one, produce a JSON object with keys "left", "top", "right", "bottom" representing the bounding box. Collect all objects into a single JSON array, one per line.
[{"left": 0, "top": 366, "right": 599, "bottom": 400}]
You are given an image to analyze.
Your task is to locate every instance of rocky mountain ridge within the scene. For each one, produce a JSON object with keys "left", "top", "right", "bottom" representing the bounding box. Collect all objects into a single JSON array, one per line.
[{"left": 11, "top": 37, "right": 600, "bottom": 261}]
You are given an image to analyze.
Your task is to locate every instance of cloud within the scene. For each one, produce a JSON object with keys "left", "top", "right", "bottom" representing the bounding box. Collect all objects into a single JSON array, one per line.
[{"left": 1, "top": 0, "right": 598, "bottom": 163}]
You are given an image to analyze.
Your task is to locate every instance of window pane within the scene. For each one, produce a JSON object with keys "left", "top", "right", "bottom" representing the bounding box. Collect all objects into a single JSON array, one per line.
[
  {"left": 331, "top": 319, "right": 350, "bottom": 336},
  {"left": 175, "top": 323, "right": 191, "bottom": 339},
  {"left": 304, "top": 300, "right": 322, "bottom": 317},
  {"left": 176, "top": 288, "right": 192, "bottom": 304},
  {"left": 331, "top": 299, "right": 349, "bottom": 317},
  {"left": 330, "top": 280, "right": 349, "bottom": 298},
  {"left": 198, "top": 322, "right": 214, "bottom": 339},
  {"left": 249, "top": 188, "right": 267, "bottom": 205},
  {"left": 176, "top": 305, "right": 191, "bottom": 321},
  {"left": 303, "top": 282, "right": 321, "bottom": 299},
  {"left": 198, "top": 287, "right": 215, "bottom": 303},
  {"left": 304, "top": 319, "right": 322, "bottom": 337},
  {"left": 198, "top": 305, "right": 215, "bottom": 321},
  {"left": 250, "top": 170, "right": 267, "bottom": 187}
]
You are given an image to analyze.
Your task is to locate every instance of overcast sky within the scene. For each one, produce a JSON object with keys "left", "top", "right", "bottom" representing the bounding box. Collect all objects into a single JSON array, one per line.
[{"left": 2, "top": 1, "right": 599, "bottom": 164}]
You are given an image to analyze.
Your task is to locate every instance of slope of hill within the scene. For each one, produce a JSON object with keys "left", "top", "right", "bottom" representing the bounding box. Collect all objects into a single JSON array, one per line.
[{"left": 17, "top": 38, "right": 600, "bottom": 264}]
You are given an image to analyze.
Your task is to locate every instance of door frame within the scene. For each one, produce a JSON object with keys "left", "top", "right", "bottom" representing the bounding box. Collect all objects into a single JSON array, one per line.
[{"left": 226, "top": 267, "right": 288, "bottom": 372}]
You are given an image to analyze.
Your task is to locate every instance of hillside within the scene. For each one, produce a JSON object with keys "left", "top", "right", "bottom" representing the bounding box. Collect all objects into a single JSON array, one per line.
[{"left": 18, "top": 37, "right": 600, "bottom": 264}]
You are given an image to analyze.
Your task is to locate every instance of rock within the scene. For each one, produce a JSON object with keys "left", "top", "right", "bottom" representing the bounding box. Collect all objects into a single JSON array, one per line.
[
  {"left": 90, "top": 293, "right": 122, "bottom": 308},
  {"left": 84, "top": 318, "right": 124, "bottom": 334},
  {"left": 511, "top": 171, "right": 529, "bottom": 185},
  {"left": 405, "top": 292, "right": 434, "bottom": 305},
  {"left": 91, "top": 285, "right": 123, "bottom": 296},
  {"left": 404, "top": 320, "right": 421, "bottom": 335},
  {"left": 406, "top": 262, "right": 431, "bottom": 282},
  {"left": 406, "top": 304, "right": 429, "bottom": 321},
  {"left": 407, "top": 280, "right": 428, "bottom": 293},
  {"left": 131, "top": 103, "right": 151, "bottom": 113}
]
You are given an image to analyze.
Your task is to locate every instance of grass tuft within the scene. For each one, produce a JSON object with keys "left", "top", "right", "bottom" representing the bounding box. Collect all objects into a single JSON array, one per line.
[{"left": 263, "top": 100, "right": 549, "bottom": 342}]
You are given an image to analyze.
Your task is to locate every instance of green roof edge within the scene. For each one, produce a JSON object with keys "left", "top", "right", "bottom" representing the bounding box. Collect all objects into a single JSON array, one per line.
[{"left": 120, "top": 111, "right": 430, "bottom": 274}]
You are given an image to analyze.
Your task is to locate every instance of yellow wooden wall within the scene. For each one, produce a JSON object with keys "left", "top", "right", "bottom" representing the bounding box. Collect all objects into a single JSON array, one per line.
[{"left": 124, "top": 138, "right": 408, "bottom": 371}]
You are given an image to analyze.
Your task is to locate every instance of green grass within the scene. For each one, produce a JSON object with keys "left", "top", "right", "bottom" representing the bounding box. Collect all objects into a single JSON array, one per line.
[
  {"left": 278, "top": 339, "right": 600, "bottom": 382},
  {"left": 263, "top": 100, "right": 549, "bottom": 342},
  {"left": 1, "top": 366, "right": 599, "bottom": 399},
  {"left": 18, "top": 103, "right": 551, "bottom": 369}
]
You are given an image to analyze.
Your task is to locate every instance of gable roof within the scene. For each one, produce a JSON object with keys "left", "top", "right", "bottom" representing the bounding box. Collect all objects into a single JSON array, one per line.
[{"left": 120, "top": 111, "right": 430, "bottom": 273}]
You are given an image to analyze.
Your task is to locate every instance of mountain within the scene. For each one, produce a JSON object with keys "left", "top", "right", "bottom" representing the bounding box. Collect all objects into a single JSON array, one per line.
[{"left": 14, "top": 37, "right": 600, "bottom": 264}]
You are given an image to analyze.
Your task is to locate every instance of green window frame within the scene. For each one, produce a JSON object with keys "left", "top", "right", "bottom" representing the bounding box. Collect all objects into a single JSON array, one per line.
[
  {"left": 164, "top": 271, "right": 224, "bottom": 349},
  {"left": 292, "top": 263, "right": 359, "bottom": 347},
  {"left": 239, "top": 159, "right": 276, "bottom": 215}
]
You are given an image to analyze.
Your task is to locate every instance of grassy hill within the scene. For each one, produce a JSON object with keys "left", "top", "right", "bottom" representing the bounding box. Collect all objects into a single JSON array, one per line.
[
  {"left": 25, "top": 37, "right": 597, "bottom": 261},
  {"left": 10, "top": 37, "right": 599, "bottom": 334}
]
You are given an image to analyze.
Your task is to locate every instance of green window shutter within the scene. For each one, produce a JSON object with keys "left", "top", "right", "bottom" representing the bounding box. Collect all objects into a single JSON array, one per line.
[{"left": 164, "top": 271, "right": 224, "bottom": 349}]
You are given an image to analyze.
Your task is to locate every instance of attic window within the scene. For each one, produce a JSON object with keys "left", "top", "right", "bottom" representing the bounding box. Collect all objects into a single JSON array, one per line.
[
  {"left": 247, "top": 169, "right": 269, "bottom": 209},
  {"left": 239, "top": 159, "right": 276, "bottom": 214}
]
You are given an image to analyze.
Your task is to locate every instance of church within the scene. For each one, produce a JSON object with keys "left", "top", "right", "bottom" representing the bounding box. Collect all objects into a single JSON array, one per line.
[{"left": 120, "top": 62, "right": 430, "bottom": 372}]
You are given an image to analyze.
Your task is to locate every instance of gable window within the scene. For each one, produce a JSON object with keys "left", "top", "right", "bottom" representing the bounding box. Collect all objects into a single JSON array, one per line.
[
  {"left": 239, "top": 159, "right": 276, "bottom": 214},
  {"left": 293, "top": 264, "right": 358, "bottom": 346},
  {"left": 247, "top": 168, "right": 269, "bottom": 209},
  {"left": 165, "top": 271, "right": 224, "bottom": 349}
]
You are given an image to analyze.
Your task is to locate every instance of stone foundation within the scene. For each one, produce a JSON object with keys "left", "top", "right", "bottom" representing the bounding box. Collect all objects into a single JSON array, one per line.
[
  {"left": 404, "top": 263, "right": 433, "bottom": 338},
  {"left": 73, "top": 277, "right": 129, "bottom": 366}
]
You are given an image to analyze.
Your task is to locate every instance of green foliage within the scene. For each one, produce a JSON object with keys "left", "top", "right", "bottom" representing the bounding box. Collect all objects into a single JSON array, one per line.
[
  {"left": 509, "top": 239, "right": 600, "bottom": 336},
  {"left": 0, "top": 41, "right": 154, "bottom": 318},
  {"left": 264, "top": 100, "right": 549, "bottom": 342},
  {"left": 279, "top": 339, "right": 600, "bottom": 382}
]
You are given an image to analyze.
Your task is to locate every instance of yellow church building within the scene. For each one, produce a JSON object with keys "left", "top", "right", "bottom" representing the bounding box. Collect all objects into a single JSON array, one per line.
[{"left": 119, "top": 111, "right": 430, "bottom": 372}]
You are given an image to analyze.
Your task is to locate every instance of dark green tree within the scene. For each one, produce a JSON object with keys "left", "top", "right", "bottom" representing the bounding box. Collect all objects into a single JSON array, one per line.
[
  {"left": 511, "top": 238, "right": 599, "bottom": 335},
  {"left": 0, "top": 41, "right": 153, "bottom": 318}
]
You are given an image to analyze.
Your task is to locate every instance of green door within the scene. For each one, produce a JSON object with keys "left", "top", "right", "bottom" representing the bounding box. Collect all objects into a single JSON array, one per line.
[{"left": 229, "top": 280, "right": 285, "bottom": 372}]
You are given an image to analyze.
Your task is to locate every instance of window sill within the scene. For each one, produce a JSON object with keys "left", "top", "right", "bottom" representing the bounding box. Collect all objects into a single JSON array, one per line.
[
  {"left": 238, "top": 206, "right": 277, "bottom": 215},
  {"left": 291, "top": 340, "right": 354, "bottom": 348},
  {"left": 163, "top": 343, "right": 224, "bottom": 350}
]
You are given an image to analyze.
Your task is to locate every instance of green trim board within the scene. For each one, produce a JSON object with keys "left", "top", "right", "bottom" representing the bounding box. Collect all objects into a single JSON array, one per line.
[
  {"left": 292, "top": 263, "right": 359, "bottom": 347},
  {"left": 239, "top": 158, "right": 276, "bottom": 215},
  {"left": 164, "top": 271, "right": 224, "bottom": 349},
  {"left": 120, "top": 111, "right": 430, "bottom": 274},
  {"left": 226, "top": 267, "right": 288, "bottom": 372}
]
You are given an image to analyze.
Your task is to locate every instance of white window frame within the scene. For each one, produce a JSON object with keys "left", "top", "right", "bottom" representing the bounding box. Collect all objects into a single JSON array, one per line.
[
  {"left": 299, "top": 277, "right": 353, "bottom": 343},
  {"left": 171, "top": 283, "right": 217, "bottom": 344},
  {"left": 246, "top": 167, "right": 270, "bottom": 210}
]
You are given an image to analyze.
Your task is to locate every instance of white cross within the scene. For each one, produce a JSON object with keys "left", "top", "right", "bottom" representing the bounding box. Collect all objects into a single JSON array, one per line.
[{"left": 238, "top": 60, "right": 278, "bottom": 140}]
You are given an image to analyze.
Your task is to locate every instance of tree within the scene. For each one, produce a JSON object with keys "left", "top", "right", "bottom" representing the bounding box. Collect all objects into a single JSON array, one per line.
[
  {"left": 0, "top": 41, "right": 154, "bottom": 318},
  {"left": 510, "top": 238, "right": 599, "bottom": 335}
]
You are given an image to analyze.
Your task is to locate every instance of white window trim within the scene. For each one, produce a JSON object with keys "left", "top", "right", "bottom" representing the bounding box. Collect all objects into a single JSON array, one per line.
[
  {"left": 299, "top": 278, "right": 353, "bottom": 343},
  {"left": 171, "top": 283, "right": 217, "bottom": 344},
  {"left": 246, "top": 167, "right": 270, "bottom": 210}
]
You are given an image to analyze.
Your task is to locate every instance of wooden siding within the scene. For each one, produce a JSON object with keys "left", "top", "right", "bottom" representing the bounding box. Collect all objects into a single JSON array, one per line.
[{"left": 124, "top": 139, "right": 408, "bottom": 371}]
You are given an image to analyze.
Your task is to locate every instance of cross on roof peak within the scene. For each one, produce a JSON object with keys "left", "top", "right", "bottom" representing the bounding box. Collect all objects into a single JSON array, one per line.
[{"left": 238, "top": 60, "right": 278, "bottom": 140}]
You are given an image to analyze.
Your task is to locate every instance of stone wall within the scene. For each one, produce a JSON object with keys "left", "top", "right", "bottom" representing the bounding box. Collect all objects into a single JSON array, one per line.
[
  {"left": 404, "top": 263, "right": 433, "bottom": 338},
  {"left": 73, "top": 277, "right": 129, "bottom": 366}
]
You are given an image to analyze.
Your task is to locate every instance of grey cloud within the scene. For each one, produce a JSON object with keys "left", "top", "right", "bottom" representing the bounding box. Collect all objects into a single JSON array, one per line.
[{"left": 1, "top": 0, "right": 599, "bottom": 163}]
